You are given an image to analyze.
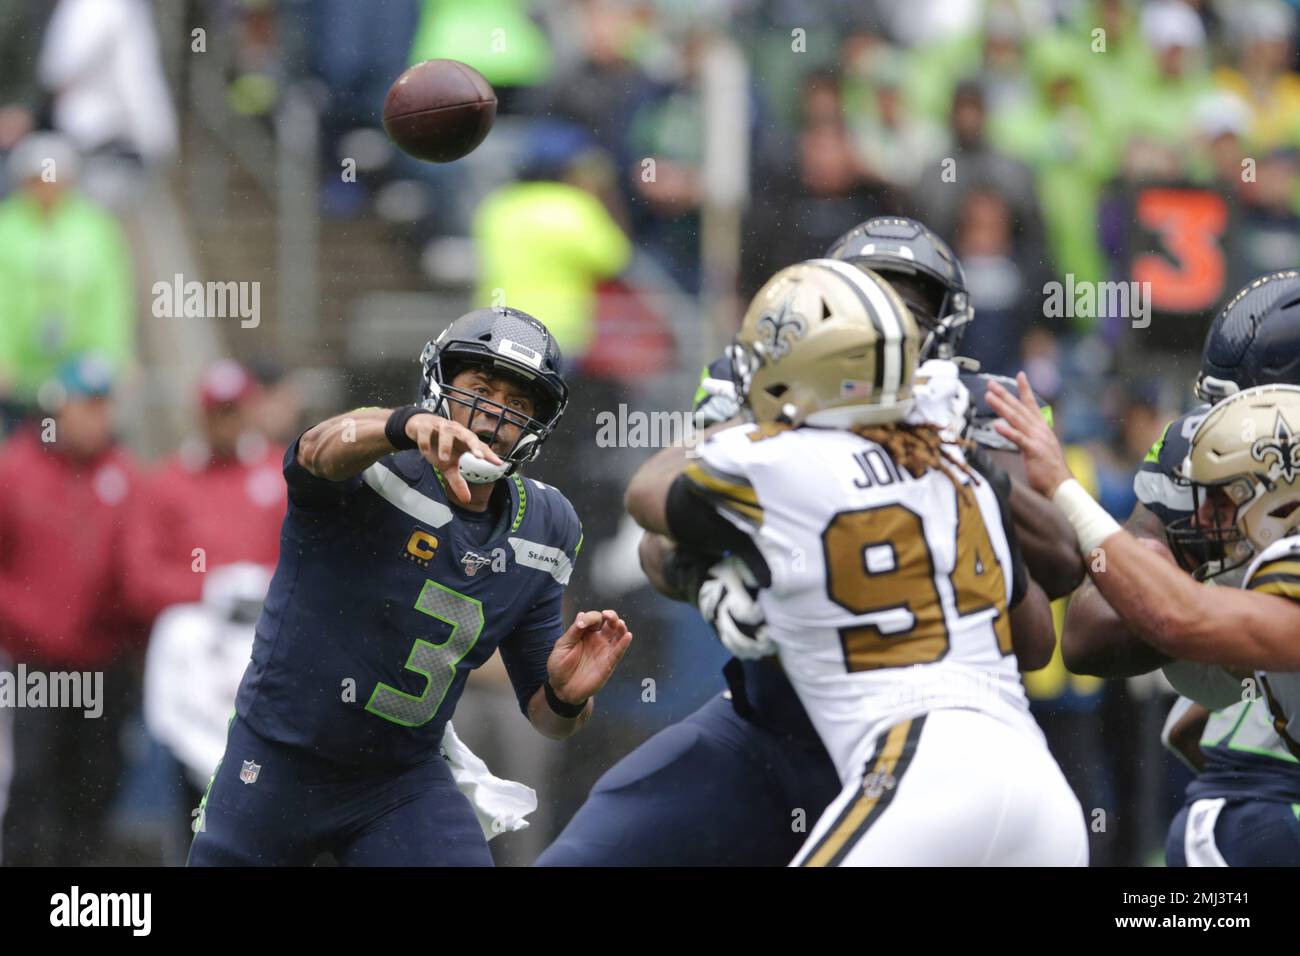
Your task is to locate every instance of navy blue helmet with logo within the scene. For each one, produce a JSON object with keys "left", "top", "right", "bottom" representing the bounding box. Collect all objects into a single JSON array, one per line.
[
  {"left": 825, "top": 216, "right": 973, "bottom": 361},
  {"left": 1196, "top": 270, "right": 1300, "bottom": 403},
  {"left": 418, "top": 306, "right": 569, "bottom": 473},
  {"left": 1163, "top": 271, "right": 1300, "bottom": 573}
]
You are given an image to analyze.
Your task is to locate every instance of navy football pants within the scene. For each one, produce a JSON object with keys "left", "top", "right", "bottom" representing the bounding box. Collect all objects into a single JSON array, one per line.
[
  {"left": 536, "top": 692, "right": 840, "bottom": 866},
  {"left": 1166, "top": 797, "right": 1300, "bottom": 866},
  {"left": 187, "top": 716, "right": 491, "bottom": 866}
]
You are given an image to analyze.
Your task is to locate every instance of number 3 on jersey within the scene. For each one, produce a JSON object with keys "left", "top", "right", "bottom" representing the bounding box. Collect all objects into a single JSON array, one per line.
[
  {"left": 823, "top": 485, "right": 1013, "bottom": 672},
  {"left": 366, "top": 580, "right": 484, "bottom": 727}
]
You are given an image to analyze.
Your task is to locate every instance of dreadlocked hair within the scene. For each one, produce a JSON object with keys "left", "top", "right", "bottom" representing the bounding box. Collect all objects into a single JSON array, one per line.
[{"left": 852, "top": 422, "right": 978, "bottom": 500}]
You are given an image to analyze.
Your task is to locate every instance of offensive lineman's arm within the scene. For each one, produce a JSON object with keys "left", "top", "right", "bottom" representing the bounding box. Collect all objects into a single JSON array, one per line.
[
  {"left": 989, "top": 374, "right": 1300, "bottom": 671},
  {"left": 983, "top": 447, "right": 1086, "bottom": 599},
  {"left": 296, "top": 407, "right": 500, "bottom": 503},
  {"left": 638, "top": 533, "right": 698, "bottom": 601},
  {"left": 1059, "top": 501, "right": 1174, "bottom": 677},
  {"left": 1009, "top": 578, "right": 1056, "bottom": 671},
  {"left": 1162, "top": 699, "right": 1210, "bottom": 774},
  {"left": 625, "top": 419, "right": 741, "bottom": 536},
  {"left": 625, "top": 444, "right": 692, "bottom": 536}
]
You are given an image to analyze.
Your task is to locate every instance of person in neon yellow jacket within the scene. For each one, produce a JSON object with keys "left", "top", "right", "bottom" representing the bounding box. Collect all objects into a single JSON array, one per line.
[
  {"left": 990, "top": 34, "right": 1118, "bottom": 302},
  {"left": 1212, "top": 3, "right": 1300, "bottom": 153},
  {"left": 409, "top": 0, "right": 552, "bottom": 91},
  {"left": 0, "top": 133, "right": 134, "bottom": 407},
  {"left": 473, "top": 125, "right": 631, "bottom": 360}
]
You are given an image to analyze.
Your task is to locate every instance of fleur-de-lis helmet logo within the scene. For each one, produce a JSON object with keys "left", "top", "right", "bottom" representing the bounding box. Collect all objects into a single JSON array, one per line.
[
  {"left": 754, "top": 295, "right": 808, "bottom": 362},
  {"left": 1251, "top": 411, "right": 1300, "bottom": 481}
]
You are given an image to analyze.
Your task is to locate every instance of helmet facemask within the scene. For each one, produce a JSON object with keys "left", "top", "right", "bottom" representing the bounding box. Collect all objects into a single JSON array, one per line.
[
  {"left": 1176, "top": 384, "right": 1300, "bottom": 575},
  {"left": 1193, "top": 373, "right": 1240, "bottom": 405},
  {"left": 1166, "top": 479, "right": 1254, "bottom": 579},
  {"left": 418, "top": 341, "right": 563, "bottom": 474}
]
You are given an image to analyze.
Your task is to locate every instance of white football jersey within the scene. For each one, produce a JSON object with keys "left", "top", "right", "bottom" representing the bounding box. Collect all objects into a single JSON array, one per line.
[
  {"left": 1242, "top": 535, "right": 1300, "bottom": 759},
  {"left": 143, "top": 563, "right": 270, "bottom": 789},
  {"left": 684, "top": 422, "right": 1039, "bottom": 782}
]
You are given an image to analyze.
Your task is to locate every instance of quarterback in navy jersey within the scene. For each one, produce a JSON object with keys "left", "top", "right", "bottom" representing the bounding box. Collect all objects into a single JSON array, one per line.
[{"left": 189, "top": 307, "right": 631, "bottom": 866}]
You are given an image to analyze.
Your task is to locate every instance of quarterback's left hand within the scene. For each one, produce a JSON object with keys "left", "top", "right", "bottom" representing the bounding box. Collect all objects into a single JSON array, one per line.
[
  {"left": 546, "top": 610, "right": 633, "bottom": 705},
  {"left": 985, "top": 372, "right": 1072, "bottom": 498}
]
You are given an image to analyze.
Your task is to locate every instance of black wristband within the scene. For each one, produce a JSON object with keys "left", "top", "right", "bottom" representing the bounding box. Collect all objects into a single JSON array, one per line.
[
  {"left": 544, "top": 680, "right": 587, "bottom": 719},
  {"left": 385, "top": 405, "right": 435, "bottom": 451}
]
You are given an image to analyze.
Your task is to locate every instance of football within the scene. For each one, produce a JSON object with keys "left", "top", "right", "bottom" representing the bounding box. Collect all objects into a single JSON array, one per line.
[{"left": 381, "top": 59, "right": 497, "bottom": 163}]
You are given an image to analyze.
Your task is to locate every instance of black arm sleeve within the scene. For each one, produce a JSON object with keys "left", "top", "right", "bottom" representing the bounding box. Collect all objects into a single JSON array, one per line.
[
  {"left": 966, "top": 445, "right": 1028, "bottom": 609},
  {"left": 664, "top": 474, "right": 772, "bottom": 587}
]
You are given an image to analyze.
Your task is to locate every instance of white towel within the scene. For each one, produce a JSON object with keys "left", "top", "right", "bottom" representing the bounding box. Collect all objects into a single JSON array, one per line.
[{"left": 440, "top": 722, "right": 538, "bottom": 841}]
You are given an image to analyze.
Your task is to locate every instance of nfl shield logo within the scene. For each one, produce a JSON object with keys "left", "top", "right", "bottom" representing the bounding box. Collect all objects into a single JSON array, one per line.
[{"left": 240, "top": 759, "right": 261, "bottom": 784}]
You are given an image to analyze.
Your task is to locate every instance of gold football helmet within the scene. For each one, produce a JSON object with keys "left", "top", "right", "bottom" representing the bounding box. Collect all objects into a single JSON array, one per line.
[
  {"left": 731, "top": 259, "right": 920, "bottom": 428},
  {"left": 1171, "top": 384, "right": 1300, "bottom": 573}
]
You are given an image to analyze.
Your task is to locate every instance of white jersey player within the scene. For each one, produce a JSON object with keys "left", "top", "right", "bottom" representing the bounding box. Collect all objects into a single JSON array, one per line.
[
  {"left": 145, "top": 563, "right": 272, "bottom": 790},
  {"left": 1232, "top": 538, "right": 1300, "bottom": 752},
  {"left": 988, "top": 380, "right": 1300, "bottom": 766},
  {"left": 626, "top": 259, "right": 1087, "bottom": 866}
]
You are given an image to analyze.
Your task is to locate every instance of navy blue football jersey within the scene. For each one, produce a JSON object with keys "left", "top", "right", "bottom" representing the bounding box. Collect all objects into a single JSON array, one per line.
[
  {"left": 1133, "top": 403, "right": 1211, "bottom": 526},
  {"left": 234, "top": 438, "right": 582, "bottom": 769},
  {"left": 1187, "top": 699, "right": 1300, "bottom": 805}
]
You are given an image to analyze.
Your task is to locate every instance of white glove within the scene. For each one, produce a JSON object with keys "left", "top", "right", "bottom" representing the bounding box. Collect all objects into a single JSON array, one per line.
[
  {"left": 697, "top": 557, "right": 775, "bottom": 659},
  {"left": 693, "top": 367, "right": 741, "bottom": 430},
  {"left": 906, "top": 358, "right": 969, "bottom": 442}
]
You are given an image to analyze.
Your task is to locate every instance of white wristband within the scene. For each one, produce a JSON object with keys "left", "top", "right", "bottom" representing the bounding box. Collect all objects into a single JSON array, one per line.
[{"left": 1051, "top": 478, "right": 1121, "bottom": 557}]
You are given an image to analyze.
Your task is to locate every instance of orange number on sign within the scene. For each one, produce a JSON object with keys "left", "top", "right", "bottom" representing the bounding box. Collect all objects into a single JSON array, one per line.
[{"left": 1133, "top": 188, "right": 1228, "bottom": 313}]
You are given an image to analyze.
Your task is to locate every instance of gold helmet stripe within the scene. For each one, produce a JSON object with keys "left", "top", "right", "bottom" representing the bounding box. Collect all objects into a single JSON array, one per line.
[
  {"left": 806, "top": 259, "right": 885, "bottom": 393},
  {"left": 811, "top": 258, "right": 906, "bottom": 400}
]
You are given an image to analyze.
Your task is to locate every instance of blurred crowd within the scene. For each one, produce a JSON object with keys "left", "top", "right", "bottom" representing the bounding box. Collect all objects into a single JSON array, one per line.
[{"left": 2, "top": 0, "right": 1300, "bottom": 866}]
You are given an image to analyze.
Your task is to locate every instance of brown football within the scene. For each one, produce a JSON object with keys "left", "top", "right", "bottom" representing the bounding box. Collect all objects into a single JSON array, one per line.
[{"left": 382, "top": 59, "right": 497, "bottom": 163}]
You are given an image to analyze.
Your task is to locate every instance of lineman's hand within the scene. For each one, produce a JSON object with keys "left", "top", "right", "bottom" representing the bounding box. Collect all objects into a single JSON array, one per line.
[{"left": 985, "top": 372, "right": 1072, "bottom": 498}]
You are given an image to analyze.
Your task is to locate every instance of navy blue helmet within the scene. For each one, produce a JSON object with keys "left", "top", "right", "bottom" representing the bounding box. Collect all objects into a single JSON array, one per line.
[
  {"left": 1196, "top": 270, "right": 1300, "bottom": 403},
  {"left": 826, "top": 216, "right": 973, "bottom": 361}
]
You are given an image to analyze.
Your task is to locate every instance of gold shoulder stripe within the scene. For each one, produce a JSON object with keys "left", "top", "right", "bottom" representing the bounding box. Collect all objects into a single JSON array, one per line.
[
  {"left": 1251, "top": 559, "right": 1300, "bottom": 583},
  {"left": 747, "top": 422, "right": 791, "bottom": 443},
  {"left": 683, "top": 461, "right": 760, "bottom": 506},
  {"left": 1247, "top": 575, "right": 1300, "bottom": 602},
  {"left": 716, "top": 498, "right": 764, "bottom": 524},
  {"left": 683, "top": 462, "right": 764, "bottom": 525}
]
